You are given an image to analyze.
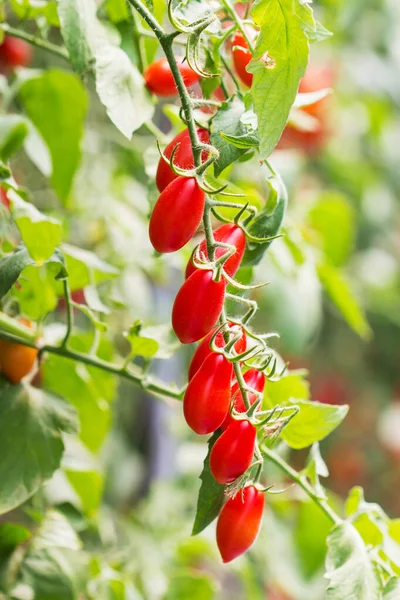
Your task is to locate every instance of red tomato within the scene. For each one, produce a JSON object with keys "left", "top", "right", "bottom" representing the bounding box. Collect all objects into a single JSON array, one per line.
[
  {"left": 231, "top": 29, "right": 256, "bottom": 88},
  {"left": 0, "top": 319, "right": 37, "bottom": 384},
  {"left": 185, "top": 224, "right": 246, "bottom": 279},
  {"left": 216, "top": 485, "right": 264, "bottom": 562},
  {"left": 149, "top": 177, "right": 205, "bottom": 253},
  {"left": 210, "top": 419, "right": 256, "bottom": 483},
  {"left": 156, "top": 128, "right": 210, "bottom": 192},
  {"left": 184, "top": 353, "right": 233, "bottom": 434},
  {"left": 222, "top": 368, "right": 265, "bottom": 429},
  {"left": 144, "top": 56, "right": 200, "bottom": 97},
  {"left": 0, "top": 36, "right": 32, "bottom": 71},
  {"left": 0, "top": 188, "right": 10, "bottom": 210},
  {"left": 188, "top": 322, "right": 246, "bottom": 380},
  {"left": 172, "top": 269, "right": 226, "bottom": 344}
]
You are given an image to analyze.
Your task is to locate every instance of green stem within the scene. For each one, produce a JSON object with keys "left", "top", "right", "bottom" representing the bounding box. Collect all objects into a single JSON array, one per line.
[
  {"left": 221, "top": 0, "right": 254, "bottom": 53},
  {"left": 0, "top": 23, "right": 69, "bottom": 60},
  {"left": 0, "top": 329, "right": 183, "bottom": 401},
  {"left": 129, "top": 6, "right": 146, "bottom": 72},
  {"left": 60, "top": 280, "right": 74, "bottom": 348},
  {"left": 262, "top": 445, "right": 342, "bottom": 526}
]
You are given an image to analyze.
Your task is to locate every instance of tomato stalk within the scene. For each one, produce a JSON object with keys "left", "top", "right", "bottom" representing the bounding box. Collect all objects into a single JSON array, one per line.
[{"left": 0, "top": 23, "right": 69, "bottom": 60}]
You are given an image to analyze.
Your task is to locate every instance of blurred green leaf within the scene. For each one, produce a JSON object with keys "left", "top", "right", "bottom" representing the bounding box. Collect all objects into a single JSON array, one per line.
[
  {"left": 19, "top": 70, "right": 87, "bottom": 202},
  {"left": 211, "top": 96, "right": 248, "bottom": 176},
  {"left": 0, "top": 115, "right": 29, "bottom": 162},
  {"left": 0, "top": 524, "right": 31, "bottom": 559},
  {"left": 301, "top": 442, "right": 329, "bottom": 501},
  {"left": 62, "top": 244, "right": 118, "bottom": 290},
  {"left": 105, "top": 0, "right": 130, "bottom": 22},
  {"left": 264, "top": 370, "right": 310, "bottom": 408},
  {"left": 9, "top": 0, "right": 59, "bottom": 25},
  {"left": 384, "top": 578, "right": 400, "bottom": 599},
  {"left": 295, "top": 498, "right": 332, "bottom": 578},
  {"left": 0, "top": 380, "right": 78, "bottom": 515},
  {"left": 317, "top": 262, "right": 372, "bottom": 340},
  {"left": 325, "top": 522, "right": 381, "bottom": 599},
  {"left": 0, "top": 244, "right": 35, "bottom": 300},
  {"left": 164, "top": 571, "right": 216, "bottom": 600}
]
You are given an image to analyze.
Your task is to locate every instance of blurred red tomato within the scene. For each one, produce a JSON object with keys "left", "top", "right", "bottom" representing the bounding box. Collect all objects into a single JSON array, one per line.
[
  {"left": 0, "top": 187, "right": 10, "bottom": 210},
  {"left": 0, "top": 36, "right": 32, "bottom": 71},
  {"left": 311, "top": 372, "right": 352, "bottom": 406}
]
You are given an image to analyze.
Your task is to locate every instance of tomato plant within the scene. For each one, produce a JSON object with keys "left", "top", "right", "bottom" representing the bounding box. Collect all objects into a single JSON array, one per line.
[{"left": 144, "top": 56, "right": 200, "bottom": 96}]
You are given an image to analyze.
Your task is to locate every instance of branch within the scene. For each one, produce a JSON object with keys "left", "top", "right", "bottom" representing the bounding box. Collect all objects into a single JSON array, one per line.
[{"left": 0, "top": 23, "right": 69, "bottom": 60}]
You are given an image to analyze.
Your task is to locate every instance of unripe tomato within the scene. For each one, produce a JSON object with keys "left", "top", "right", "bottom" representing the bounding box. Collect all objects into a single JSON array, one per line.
[
  {"left": 156, "top": 127, "right": 210, "bottom": 192},
  {"left": 144, "top": 56, "right": 200, "bottom": 97},
  {"left": 0, "top": 319, "right": 38, "bottom": 384},
  {"left": 210, "top": 419, "right": 256, "bottom": 484},
  {"left": 149, "top": 177, "right": 205, "bottom": 253},
  {"left": 231, "top": 29, "right": 256, "bottom": 88},
  {"left": 0, "top": 36, "right": 32, "bottom": 71},
  {"left": 188, "top": 322, "right": 246, "bottom": 380},
  {"left": 222, "top": 368, "right": 265, "bottom": 429},
  {"left": 216, "top": 485, "right": 264, "bottom": 562},
  {"left": 172, "top": 269, "right": 226, "bottom": 344},
  {"left": 184, "top": 353, "right": 233, "bottom": 434},
  {"left": 0, "top": 187, "right": 10, "bottom": 210},
  {"left": 185, "top": 224, "right": 246, "bottom": 279}
]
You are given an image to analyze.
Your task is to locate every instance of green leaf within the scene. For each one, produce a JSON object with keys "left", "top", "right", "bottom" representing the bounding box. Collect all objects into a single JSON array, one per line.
[
  {"left": 317, "top": 262, "right": 372, "bottom": 340},
  {"left": 0, "top": 244, "right": 35, "bottom": 300},
  {"left": 0, "top": 524, "right": 31, "bottom": 559},
  {"left": 264, "top": 370, "right": 310, "bottom": 408},
  {"left": 242, "top": 176, "right": 287, "bottom": 266},
  {"left": 325, "top": 522, "right": 382, "bottom": 599},
  {"left": 124, "top": 322, "right": 159, "bottom": 359},
  {"left": 302, "top": 442, "right": 329, "bottom": 500},
  {"left": 211, "top": 96, "right": 249, "bottom": 176},
  {"left": 57, "top": 0, "right": 154, "bottom": 139},
  {"left": 62, "top": 243, "right": 118, "bottom": 290},
  {"left": 19, "top": 70, "right": 87, "bottom": 202},
  {"left": 105, "top": 0, "right": 130, "bottom": 22},
  {"left": 249, "top": 0, "right": 315, "bottom": 158},
  {"left": 9, "top": 193, "right": 62, "bottom": 264},
  {"left": 281, "top": 399, "right": 348, "bottom": 449},
  {"left": 164, "top": 571, "right": 216, "bottom": 600},
  {"left": 192, "top": 432, "right": 225, "bottom": 536},
  {"left": 0, "top": 380, "right": 78, "bottom": 515},
  {"left": 9, "top": 0, "right": 59, "bottom": 25},
  {"left": 384, "top": 578, "right": 400, "bottom": 599},
  {"left": 0, "top": 115, "right": 29, "bottom": 162}
]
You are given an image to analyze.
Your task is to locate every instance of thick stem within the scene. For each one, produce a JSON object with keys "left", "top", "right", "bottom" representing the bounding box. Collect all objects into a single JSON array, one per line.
[
  {"left": 262, "top": 445, "right": 342, "bottom": 526},
  {"left": 0, "top": 24, "right": 69, "bottom": 60}
]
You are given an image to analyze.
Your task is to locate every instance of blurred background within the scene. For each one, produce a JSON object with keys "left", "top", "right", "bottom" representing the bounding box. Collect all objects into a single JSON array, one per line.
[{"left": 1, "top": 0, "right": 400, "bottom": 598}]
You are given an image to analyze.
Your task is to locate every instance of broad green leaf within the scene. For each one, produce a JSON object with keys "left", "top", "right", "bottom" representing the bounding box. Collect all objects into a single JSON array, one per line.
[
  {"left": 308, "top": 193, "right": 355, "bottom": 267},
  {"left": 384, "top": 578, "right": 400, "bottom": 599},
  {"left": 10, "top": 193, "right": 62, "bottom": 264},
  {"left": 325, "top": 522, "right": 382, "bottom": 599},
  {"left": 249, "top": 0, "right": 315, "bottom": 158},
  {"left": 165, "top": 571, "right": 216, "bottom": 600},
  {"left": 19, "top": 70, "right": 87, "bottom": 202},
  {"left": 58, "top": 0, "right": 154, "bottom": 139},
  {"left": 124, "top": 322, "right": 159, "bottom": 359},
  {"left": 192, "top": 432, "right": 225, "bottom": 536},
  {"left": 0, "top": 115, "right": 29, "bottom": 162},
  {"left": 317, "top": 262, "right": 372, "bottom": 340},
  {"left": 211, "top": 96, "right": 249, "bottom": 176},
  {"left": 0, "top": 244, "right": 35, "bottom": 300},
  {"left": 281, "top": 399, "right": 348, "bottom": 449},
  {"left": 264, "top": 370, "right": 310, "bottom": 408},
  {"left": 0, "top": 380, "right": 78, "bottom": 515}
]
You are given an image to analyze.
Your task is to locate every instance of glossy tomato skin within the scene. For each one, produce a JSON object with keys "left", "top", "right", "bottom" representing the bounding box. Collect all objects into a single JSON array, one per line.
[
  {"left": 0, "top": 188, "right": 10, "bottom": 210},
  {"left": 188, "top": 322, "right": 246, "bottom": 380},
  {"left": 0, "top": 36, "right": 32, "bottom": 71},
  {"left": 156, "top": 128, "right": 210, "bottom": 192},
  {"left": 210, "top": 419, "right": 256, "bottom": 484},
  {"left": 172, "top": 269, "right": 226, "bottom": 344},
  {"left": 0, "top": 319, "right": 38, "bottom": 384},
  {"left": 185, "top": 224, "right": 246, "bottom": 279},
  {"left": 149, "top": 177, "right": 205, "bottom": 253},
  {"left": 144, "top": 56, "right": 200, "bottom": 97},
  {"left": 216, "top": 485, "right": 264, "bottom": 562},
  {"left": 232, "top": 31, "right": 254, "bottom": 88},
  {"left": 222, "top": 368, "right": 266, "bottom": 429},
  {"left": 184, "top": 353, "right": 233, "bottom": 434}
]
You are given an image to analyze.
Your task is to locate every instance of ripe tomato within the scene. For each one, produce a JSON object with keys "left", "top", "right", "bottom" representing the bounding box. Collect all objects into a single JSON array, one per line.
[
  {"left": 0, "top": 187, "right": 10, "bottom": 210},
  {"left": 231, "top": 29, "right": 256, "bottom": 88},
  {"left": 0, "top": 319, "right": 38, "bottom": 384},
  {"left": 172, "top": 269, "right": 226, "bottom": 344},
  {"left": 144, "top": 56, "right": 200, "bottom": 97},
  {"left": 149, "top": 177, "right": 205, "bottom": 253},
  {"left": 188, "top": 322, "right": 246, "bottom": 380},
  {"left": 210, "top": 419, "right": 256, "bottom": 484},
  {"left": 222, "top": 368, "right": 265, "bottom": 429},
  {"left": 0, "top": 36, "right": 32, "bottom": 71},
  {"left": 216, "top": 485, "right": 264, "bottom": 562},
  {"left": 156, "top": 127, "right": 210, "bottom": 192},
  {"left": 185, "top": 224, "right": 246, "bottom": 279},
  {"left": 184, "top": 352, "right": 233, "bottom": 434}
]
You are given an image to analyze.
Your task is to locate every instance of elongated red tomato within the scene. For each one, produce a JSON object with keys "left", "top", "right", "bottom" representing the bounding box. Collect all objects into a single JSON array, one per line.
[
  {"left": 156, "top": 128, "right": 210, "bottom": 192},
  {"left": 210, "top": 419, "right": 256, "bottom": 484},
  {"left": 223, "top": 369, "right": 266, "bottom": 429},
  {"left": 185, "top": 224, "right": 246, "bottom": 279},
  {"left": 188, "top": 322, "right": 246, "bottom": 380},
  {"left": 184, "top": 353, "right": 233, "bottom": 434},
  {"left": 232, "top": 30, "right": 255, "bottom": 88},
  {"left": 172, "top": 269, "right": 226, "bottom": 344},
  {"left": 149, "top": 177, "right": 205, "bottom": 253},
  {"left": 216, "top": 485, "right": 264, "bottom": 562},
  {"left": 144, "top": 56, "right": 200, "bottom": 97}
]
